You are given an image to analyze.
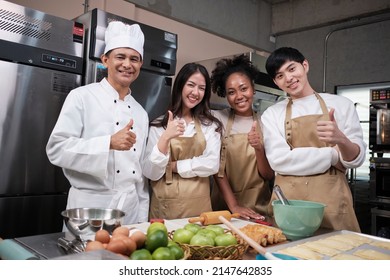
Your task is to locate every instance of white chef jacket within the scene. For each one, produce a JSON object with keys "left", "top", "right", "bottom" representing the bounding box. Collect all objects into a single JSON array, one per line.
[
  {"left": 142, "top": 117, "right": 221, "bottom": 181},
  {"left": 46, "top": 78, "right": 149, "bottom": 225},
  {"left": 261, "top": 93, "right": 366, "bottom": 176}
]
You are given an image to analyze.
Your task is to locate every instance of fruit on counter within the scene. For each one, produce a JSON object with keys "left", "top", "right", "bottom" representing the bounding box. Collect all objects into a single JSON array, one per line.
[
  {"left": 172, "top": 224, "right": 238, "bottom": 247},
  {"left": 145, "top": 229, "right": 168, "bottom": 252},
  {"left": 168, "top": 243, "right": 185, "bottom": 260},
  {"left": 152, "top": 247, "right": 175, "bottom": 260},
  {"left": 190, "top": 234, "right": 215, "bottom": 246},
  {"left": 197, "top": 229, "right": 217, "bottom": 240},
  {"left": 206, "top": 224, "right": 225, "bottom": 236},
  {"left": 130, "top": 248, "right": 153, "bottom": 260},
  {"left": 147, "top": 221, "right": 168, "bottom": 235},
  {"left": 214, "top": 233, "right": 238, "bottom": 246},
  {"left": 184, "top": 223, "right": 201, "bottom": 234},
  {"left": 172, "top": 228, "right": 194, "bottom": 244}
]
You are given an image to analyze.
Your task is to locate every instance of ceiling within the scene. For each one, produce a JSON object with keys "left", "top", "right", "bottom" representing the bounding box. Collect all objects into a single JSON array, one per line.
[{"left": 261, "top": 0, "right": 292, "bottom": 4}]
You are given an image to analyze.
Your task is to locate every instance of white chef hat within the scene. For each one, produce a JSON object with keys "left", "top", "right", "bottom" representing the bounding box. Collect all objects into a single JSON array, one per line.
[{"left": 104, "top": 21, "right": 144, "bottom": 58}]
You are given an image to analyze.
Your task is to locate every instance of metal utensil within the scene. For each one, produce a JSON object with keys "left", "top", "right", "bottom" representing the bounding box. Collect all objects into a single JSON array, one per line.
[
  {"left": 219, "top": 216, "right": 297, "bottom": 260},
  {"left": 273, "top": 185, "right": 290, "bottom": 205}
]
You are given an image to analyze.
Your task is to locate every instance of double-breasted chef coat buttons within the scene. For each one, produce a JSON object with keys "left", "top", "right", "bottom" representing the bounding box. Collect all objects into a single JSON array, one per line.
[
  {"left": 117, "top": 170, "right": 120, "bottom": 173},
  {"left": 116, "top": 122, "right": 119, "bottom": 125},
  {"left": 114, "top": 100, "right": 117, "bottom": 103}
]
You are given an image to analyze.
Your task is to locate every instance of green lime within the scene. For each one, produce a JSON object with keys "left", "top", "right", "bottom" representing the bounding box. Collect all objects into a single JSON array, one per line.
[
  {"left": 146, "top": 229, "right": 168, "bottom": 252},
  {"left": 169, "top": 245, "right": 184, "bottom": 260},
  {"left": 130, "top": 249, "right": 153, "bottom": 260},
  {"left": 147, "top": 222, "right": 168, "bottom": 235},
  {"left": 152, "top": 247, "right": 175, "bottom": 260},
  {"left": 167, "top": 240, "right": 179, "bottom": 247}
]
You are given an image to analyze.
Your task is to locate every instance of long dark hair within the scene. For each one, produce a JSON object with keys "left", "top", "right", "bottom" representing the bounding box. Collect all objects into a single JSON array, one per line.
[{"left": 151, "top": 63, "right": 222, "bottom": 133}]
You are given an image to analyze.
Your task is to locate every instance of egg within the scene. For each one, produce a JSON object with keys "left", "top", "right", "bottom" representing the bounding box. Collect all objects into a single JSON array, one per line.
[
  {"left": 121, "top": 237, "right": 137, "bottom": 256},
  {"left": 112, "top": 226, "right": 130, "bottom": 237},
  {"left": 130, "top": 230, "right": 147, "bottom": 249},
  {"left": 85, "top": 240, "right": 105, "bottom": 252},
  {"left": 95, "top": 229, "right": 110, "bottom": 244},
  {"left": 106, "top": 239, "right": 128, "bottom": 255}
]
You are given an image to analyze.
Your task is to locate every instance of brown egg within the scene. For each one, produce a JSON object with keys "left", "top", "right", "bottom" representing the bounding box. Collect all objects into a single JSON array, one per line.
[
  {"left": 106, "top": 239, "right": 128, "bottom": 255},
  {"left": 121, "top": 237, "right": 137, "bottom": 256},
  {"left": 112, "top": 226, "right": 130, "bottom": 237},
  {"left": 95, "top": 229, "right": 110, "bottom": 244},
  {"left": 130, "top": 230, "right": 147, "bottom": 249},
  {"left": 85, "top": 240, "right": 105, "bottom": 252}
]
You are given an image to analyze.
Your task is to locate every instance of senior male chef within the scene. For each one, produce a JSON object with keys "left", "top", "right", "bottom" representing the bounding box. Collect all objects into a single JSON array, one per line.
[{"left": 46, "top": 21, "right": 149, "bottom": 225}]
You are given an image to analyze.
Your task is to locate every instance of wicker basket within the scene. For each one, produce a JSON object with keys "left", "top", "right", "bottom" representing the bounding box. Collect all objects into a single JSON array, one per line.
[{"left": 169, "top": 230, "right": 248, "bottom": 260}]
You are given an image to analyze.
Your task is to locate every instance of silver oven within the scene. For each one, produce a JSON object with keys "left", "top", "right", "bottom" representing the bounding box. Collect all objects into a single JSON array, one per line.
[{"left": 369, "top": 88, "right": 390, "bottom": 153}]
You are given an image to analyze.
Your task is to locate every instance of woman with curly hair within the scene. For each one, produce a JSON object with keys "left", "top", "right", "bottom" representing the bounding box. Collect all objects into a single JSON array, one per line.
[
  {"left": 143, "top": 63, "right": 223, "bottom": 219},
  {"left": 210, "top": 54, "right": 274, "bottom": 220}
]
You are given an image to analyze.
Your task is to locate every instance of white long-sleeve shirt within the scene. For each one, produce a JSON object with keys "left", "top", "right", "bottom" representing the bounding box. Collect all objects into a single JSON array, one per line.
[
  {"left": 261, "top": 93, "right": 366, "bottom": 176},
  {"left": 142, "top": 118, "right": 221, "bottom": 181},
  {"left": 46, "top": 78, "right": 149, "bottom": 224}
]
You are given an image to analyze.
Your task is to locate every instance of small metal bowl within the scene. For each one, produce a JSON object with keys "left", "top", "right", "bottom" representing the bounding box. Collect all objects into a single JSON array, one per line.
[{"left": 61, "top": 208, "right": 125, "bottom": 243}]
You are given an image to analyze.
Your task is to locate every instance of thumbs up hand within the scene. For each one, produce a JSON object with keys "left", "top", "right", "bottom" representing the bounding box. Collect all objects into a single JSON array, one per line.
[
  {"left": 248, "top": 120, "right": 263, "bottom": 149},
  {"left": 317, "top": 108, "right": 345, "bottom": 145},
  {"left": 164, "top": 110, "right": 185, "bottom": 140},
  {"left": 110, "top": 119, "right": 137, "bottom": 150}
]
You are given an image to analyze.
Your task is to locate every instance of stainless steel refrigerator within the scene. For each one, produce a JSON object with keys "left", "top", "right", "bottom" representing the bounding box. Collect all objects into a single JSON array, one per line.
[
  {"left": 0, "top": 1, "right": 84, "bottom": 238},
  {"left": 74, "top": 8, "right": 177, "bottom": 121}
]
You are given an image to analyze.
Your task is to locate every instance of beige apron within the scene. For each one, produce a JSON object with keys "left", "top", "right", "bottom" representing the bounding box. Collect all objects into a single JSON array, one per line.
[
  {"left": 150, "top": 119, "right": 212, "bottom": 219},
  {"left": 270, "top": 93, "right": 360, "bottom": 232},
  {"left": 211, "top": 109, "right": 271, "bottom": 215}
]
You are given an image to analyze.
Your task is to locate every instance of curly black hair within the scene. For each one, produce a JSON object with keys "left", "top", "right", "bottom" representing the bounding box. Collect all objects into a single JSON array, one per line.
[{"left": 210, "top": 54, "right": 259, "bottom": 97}]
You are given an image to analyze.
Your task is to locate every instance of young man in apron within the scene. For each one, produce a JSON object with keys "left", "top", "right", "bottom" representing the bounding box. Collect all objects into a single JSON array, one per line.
[
  {"left": 261, "top": 47, "right": 366, "bottom": 232},
  {"left": 143, "top": 63, "right": 222, "bottom": 219}
]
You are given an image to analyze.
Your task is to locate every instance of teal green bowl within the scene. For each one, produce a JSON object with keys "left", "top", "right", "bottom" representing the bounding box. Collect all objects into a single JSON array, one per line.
[{"left": 272, "top": 200, "right": 326, "bottom": 241}]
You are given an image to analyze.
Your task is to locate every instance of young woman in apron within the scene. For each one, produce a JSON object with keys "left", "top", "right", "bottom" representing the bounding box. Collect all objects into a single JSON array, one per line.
[
  {"left": 143, "top": 63, "right": 222, "bottom": 219},
  {"left": 210, "top": 54, "right": 274, "bottom": 220},
  {"left": 262, "top": 47, "right": 366, "bottom": 232}
]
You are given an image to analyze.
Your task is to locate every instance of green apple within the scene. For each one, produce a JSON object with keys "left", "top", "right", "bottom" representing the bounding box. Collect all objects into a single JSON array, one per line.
[
  {"left": 147, "top": 222, "right": 167, "bottom": 235},
  {"left": 172, "top": 228, "right": 194, "bottom": 244},
  {"left": 214, "top": 233, "right": 237, "bottom": 246},
  {"left": 190, "top": 234, "right": 215, "bottom": 246},
  {"left": 184, "top": 223, "right": 201, "bottom": 234},
  {"left": 205, "top": 225, "right": 225, "bottom": 236},
  {"left": 196, "top": 229, "right": 217, "bottom": 240}
]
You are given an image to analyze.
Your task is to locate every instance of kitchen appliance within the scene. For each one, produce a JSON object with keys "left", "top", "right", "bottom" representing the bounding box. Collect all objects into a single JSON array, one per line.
[
  {"left": 74, "top": 8, "right": 177, "bottom": 121},
  {"left": 369, "top": 87, "right": 390, "bottom": 153},
  {"left": 196, "top": 52, "right": 285, "bottom": 113},
  {"left": 0, "top": 1, "right": 84, "bottom": 238},
  {"left": 369, "top": 87, "right": 390, "bottom": 237}
]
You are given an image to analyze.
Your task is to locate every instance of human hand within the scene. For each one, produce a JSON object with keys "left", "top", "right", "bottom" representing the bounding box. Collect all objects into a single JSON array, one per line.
[
  {"left": 162, "top": 110, "right": 185, "bottom": 140},
  {"left": 110, "top": 119, "right": 136, "bottom": 150},
  {"left": 332, "top": 146, "right": 347, "bottom": 173},
  {"left": 248, "top": 120, "right": 263, "bottom": 150},
  {"left": 317, "top": 108, "right": 346, "bottom": 145},
  {"left": 231, "top": 205, "right": 264, "bottom": 220}
]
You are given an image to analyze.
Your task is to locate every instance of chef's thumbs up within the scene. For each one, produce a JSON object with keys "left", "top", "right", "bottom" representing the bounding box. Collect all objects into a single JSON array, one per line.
[
  {"left": 125, "top": 119, "right": 134, "bottom": 131},
  {"left": 329, "top": 108, "right": 336, "bottom": 122}
]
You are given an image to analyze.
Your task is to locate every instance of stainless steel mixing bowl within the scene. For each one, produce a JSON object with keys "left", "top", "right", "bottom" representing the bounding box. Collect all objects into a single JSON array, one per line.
[{"left": 61, "top": 208, "right": 125, "bottom": 243}]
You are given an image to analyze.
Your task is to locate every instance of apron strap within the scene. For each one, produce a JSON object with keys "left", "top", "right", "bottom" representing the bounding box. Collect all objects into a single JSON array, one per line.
[
  {"left": 218, "top": 109, "right": 235, "bottom": 177},
  {"left": 285, "top": 98, "right": 294, "bottom": 149}
]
